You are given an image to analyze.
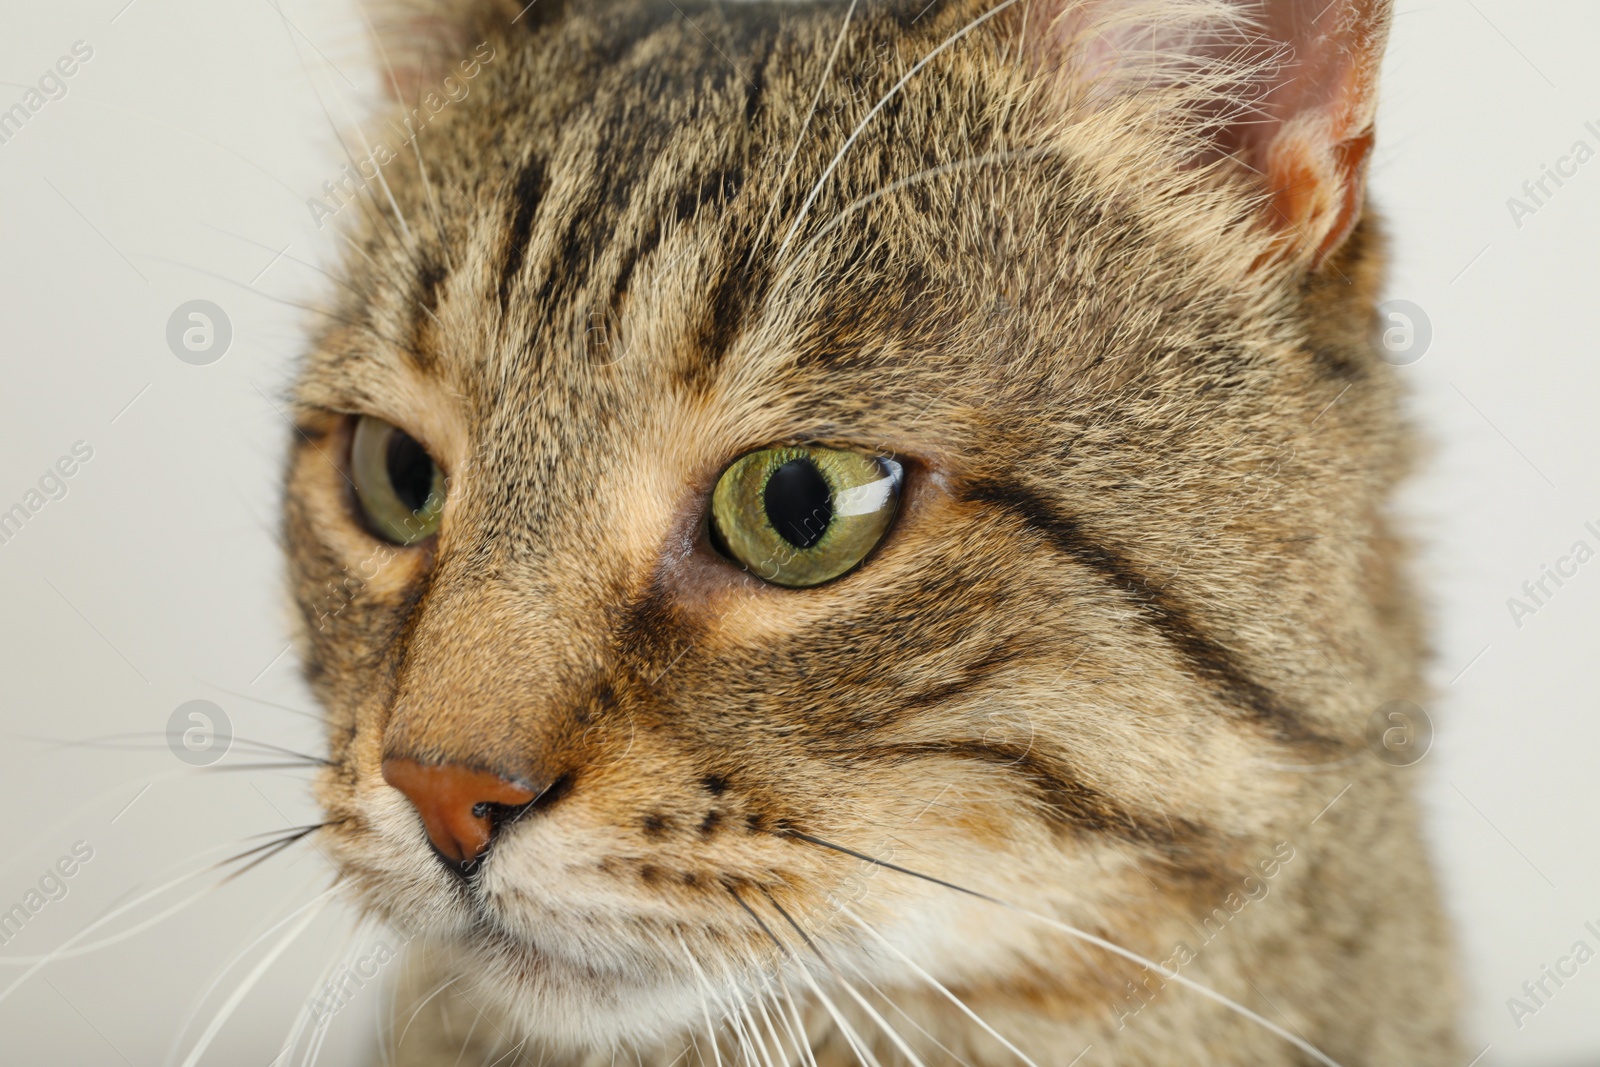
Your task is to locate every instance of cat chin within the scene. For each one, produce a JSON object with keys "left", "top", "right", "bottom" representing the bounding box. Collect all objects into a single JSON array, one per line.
[{"left": 443, "top": 934, "right": 724, "bottom": 1049}]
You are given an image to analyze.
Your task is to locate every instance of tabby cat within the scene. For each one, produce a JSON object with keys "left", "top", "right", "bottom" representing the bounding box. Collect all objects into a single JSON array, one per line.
[{"left": 283, "top": 0, "right": 1460, "bottom": 1062}]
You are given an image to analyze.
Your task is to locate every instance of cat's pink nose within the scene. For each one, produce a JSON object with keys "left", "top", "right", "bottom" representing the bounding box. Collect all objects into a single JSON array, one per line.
[{"left": 381, "top": 758, "right": 537, "bottom": 870}]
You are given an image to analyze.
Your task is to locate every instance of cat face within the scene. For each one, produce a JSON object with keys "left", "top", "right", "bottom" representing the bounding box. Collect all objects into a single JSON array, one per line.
[{"left": 285, "top": 0, "right": 1405, "bottom": 1051}]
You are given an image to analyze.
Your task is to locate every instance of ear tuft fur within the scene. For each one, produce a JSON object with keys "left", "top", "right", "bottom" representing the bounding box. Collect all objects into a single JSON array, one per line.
[
  {"left": 1013, "top": 0, "right": 1391, "bottom": 269},
  {"left": 359, "top": 0, "right": 561, "bottom": 104}
]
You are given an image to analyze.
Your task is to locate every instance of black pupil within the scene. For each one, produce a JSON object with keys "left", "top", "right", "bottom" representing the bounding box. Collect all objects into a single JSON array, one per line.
[
  {"left": 386, "top": 430, "right": 437, "bottom": 514},
  {"left": 764, "top": 458, "right": 833, "bottom": 549}
]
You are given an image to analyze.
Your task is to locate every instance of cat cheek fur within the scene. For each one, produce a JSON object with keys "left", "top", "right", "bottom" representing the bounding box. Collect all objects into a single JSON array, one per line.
[{"left": 285, "top": 0, "right": 1459, "bottom": 1062}]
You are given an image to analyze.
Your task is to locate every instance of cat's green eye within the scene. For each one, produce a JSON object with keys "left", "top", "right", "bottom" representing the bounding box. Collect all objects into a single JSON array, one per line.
[
  {"left": 710, "top": 445, "right": 903, "bottom": 588},
  {"left": 350, "top": 415, "right": 446, "bottom": 545}
]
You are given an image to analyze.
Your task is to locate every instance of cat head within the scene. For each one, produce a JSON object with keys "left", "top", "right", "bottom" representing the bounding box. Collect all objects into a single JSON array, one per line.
[{"left": 285, "top": 0, "right": 1398, "bottom": 1049}]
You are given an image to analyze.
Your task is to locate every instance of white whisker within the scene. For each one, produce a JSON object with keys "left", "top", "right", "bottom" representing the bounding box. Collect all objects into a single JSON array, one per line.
[
  {"left": 751, "top": 899, "right": 882, "bottom": 1067},
  {"left": 778, "top": 976, "right": 821, "bottom": 1067},
  {"left": 673, "top": 932, "right": 726, "bottom": 1067},
  {"left": 844, "top": 907, "right": 1023, "bottom": 1067},
  {"left": 262, "top": 0, "right": 431, "bottom": 290},
  {"left": 396, "top": 969, "right": 458, "bottom": 1052},
  {"left": 483, "top": 1031, "right": 531, "bottom": 1067},
  {"left": 176, "top": 887, "right": 337, "bottom": 1067},
  {"left": 749, "top": 989, "right": 797, "bottom": 1067},
  {"left": 1, "top": 854, "right": 245, "bottom": 1008},
  {"left": 0, "top": 885, "right": 213, "bottom": 965},
  {"left": 293, "top": 916, "right": 373, "bottom": 1067},
  {"left": 711, "top": 961, "right": 772, "bottom": 1067},
  {"left": 840, "top": 964, "right": 974, "bottom": 1067},
  {"left": 998, "top": 903, "right": 1341, "bottom": 1067},
  {"left": 755, "top": 0, "right": 858, "bottom": 250},
  {"left": 753, "top": 965, "right": 817, "bottom": 1067},
  {"left": 796, "top": 939, "right": 927, "bottom": 1067},
  {"left": 170, "top": 882, "right": 343, "bottom": 1065},
  {"left": 446, "top": 1004, "right": 484, "bottom": 1067},
  {"left": 800, "top": 836, "right": 1346, "bottom": 1067},
  {"left": 790, "top": 956, "right": 879, "bottom": 1067},
  {"left": 777, "top": 146, "right": 1058, "bottom": 288},
  {"left": 732, "top": 980, "right": 780, "bottom": 1067},
  {"left": 353, "top": 0, "right": 454, "bottom": 269},
  {"left": 778, "top": 0, "right": 1027, "bottom": 258}
]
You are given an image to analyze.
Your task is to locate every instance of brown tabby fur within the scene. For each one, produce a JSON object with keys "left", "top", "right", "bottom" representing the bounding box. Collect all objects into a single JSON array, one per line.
[{"left": 282, "top": 0, "right": 1459, "bottom": 1062}]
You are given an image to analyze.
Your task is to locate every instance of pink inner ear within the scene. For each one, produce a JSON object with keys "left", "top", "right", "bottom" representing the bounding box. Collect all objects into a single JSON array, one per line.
[
  {"left": 1241, "top": 0, "right": 1390, "bottom": 264},
  {"left": 1030, "top": 0, "right": 1391, "bottom": 266}
]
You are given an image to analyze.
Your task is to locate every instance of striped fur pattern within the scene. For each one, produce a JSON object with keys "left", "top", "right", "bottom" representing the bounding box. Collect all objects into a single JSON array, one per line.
[{"left": 283, "top": 0, "right": 1458, "bottom": 1062}]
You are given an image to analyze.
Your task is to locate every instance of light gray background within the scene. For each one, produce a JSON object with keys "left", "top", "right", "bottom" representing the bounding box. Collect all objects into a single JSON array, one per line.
[{"left": 0, "top": 1, "right": 1595, "bottom": 1064}]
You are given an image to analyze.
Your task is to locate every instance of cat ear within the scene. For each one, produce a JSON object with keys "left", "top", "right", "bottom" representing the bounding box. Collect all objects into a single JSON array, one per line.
[
  {"left": 359, "top": 0, "right": 558, "bottom": 105},
  {"left": 1024, "top": 0, "right": 1392, "bottom": 268}
]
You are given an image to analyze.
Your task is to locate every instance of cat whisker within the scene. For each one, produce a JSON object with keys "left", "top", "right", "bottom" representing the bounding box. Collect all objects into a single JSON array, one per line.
[
  {"left": 833, "top": 958, "right": 976, "bottom": 1067},
  {"left": 263, "top": 914, "right": 370, "bottom": 1067},
  {"left": 672, "top": 930, "right": 730, "bottom": 1067},
  {"left": 841, "top": 906, "right": 1034, "bottom": 1067},
  {"left": 0, "top": 825, "right": 334, "bottom": 1007},
  {"left": 484, "top": 1032, "right": 533, "bottom": 1067},
  {"left": 728, "top": 996, "right": 771, "bottom": 1067},
  {"left": 746, "top": 951, "right": 819, "bottom": 1067},
  {"left": 716, "top": 894, "right": 814, "bottom": 1067},
  {"left": 174, "top": 885, "right": 340, "bottom": 1067},
  {"left": 267, "top": 0, "right": 416, "bottom": 252},
  {"left": 778, "top": 0, "right": 1028, "bottom": 259},
  {"left": 13, "top": 730, "right": 330, "bottom": 767},
  {"left": 352, "top": 0, "right": 457, "bottom": 276},
  {"left": 775, "top": 146, "right": 1061, "bottom": 292},
  {"left": 742, "top": 1004, "right": 780, "bottom": 1067},
  {"left": 309, "top": 920, "right": 382, "bottom": 1067},
  {"left": 219, "top": 823, "right": 337, "bottom": 883},
  {"left": 756, "top": 888, "right": 927, "bottom": 1067},
  {"left": 705, "top": 956, "right": 768, "bottom": 1067},
  {"left": 444, "top": 999, "right": 484, "bottom": 1067},
  {"left": 776, "top": 974, "right": 821, "bottom": 1067},
  {"left": 297, "top": 926, "right": 369, "bottom": 1067},
  {"left": 787, "top": 832, "right": 1347, "bottom": 1067},
  {"left": 745, "top": 980, "right": 800, "bottom": 1067},
  {"left": 0, "top": 885, "right": 215, "bottom": 966},
  {"left": 202, "top": 224, "right": 362, "bottom": 298},
  {"left": 727, "top": 957, "right": 793, "bottom": 1067},
  {"left": 203, "top": 762, "right": 326, "bottom": 775},
  {"left": 733, "top": 888, "right": 882, "bottom": 1067},
  {"left": 395, "top": 970, "right": 459, "bottom": 1055},
  {"left": 753, "top": 0, "right": 859, "bottom": 254}
]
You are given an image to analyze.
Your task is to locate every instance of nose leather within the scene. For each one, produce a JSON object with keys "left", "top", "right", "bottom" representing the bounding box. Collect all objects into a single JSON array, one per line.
[{"left": 381, "top": 758, "right": 537, "bottom": 868}]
